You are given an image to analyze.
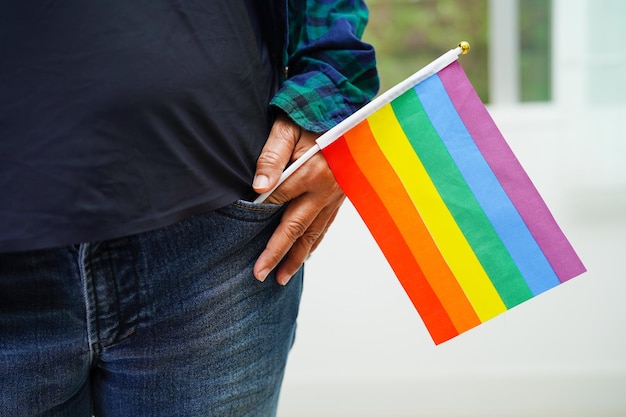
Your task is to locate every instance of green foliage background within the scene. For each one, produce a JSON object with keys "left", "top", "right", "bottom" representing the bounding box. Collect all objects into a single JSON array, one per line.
[
  {"left": 363, "top": 0, "right": 552, "bottom": 103},
  {"left": 363, "top": 0, "right": 490, "bottom": 102},
  {"left": 519, "top": 0, "right": 551, "bottom": 101}
]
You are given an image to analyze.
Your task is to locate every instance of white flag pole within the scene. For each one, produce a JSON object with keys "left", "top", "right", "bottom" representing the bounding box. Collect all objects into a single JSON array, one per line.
[{"left": 254, "top": 42, "right": 469, "bottom": 204}]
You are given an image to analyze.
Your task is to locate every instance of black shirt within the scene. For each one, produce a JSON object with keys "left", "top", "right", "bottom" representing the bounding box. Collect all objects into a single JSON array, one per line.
[{"left": 0, "top": 0, "right": 277, "bottom": 252}]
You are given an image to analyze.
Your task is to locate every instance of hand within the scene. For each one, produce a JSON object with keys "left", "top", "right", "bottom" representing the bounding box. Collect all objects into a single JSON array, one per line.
[{"left": 252, "top": 113, "right": 345, "bottom": 285}]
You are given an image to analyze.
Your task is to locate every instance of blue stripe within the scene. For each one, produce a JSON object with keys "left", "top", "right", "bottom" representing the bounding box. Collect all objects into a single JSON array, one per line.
[{"left": 414, "top": 75, "right": 561, "bottom": 295}]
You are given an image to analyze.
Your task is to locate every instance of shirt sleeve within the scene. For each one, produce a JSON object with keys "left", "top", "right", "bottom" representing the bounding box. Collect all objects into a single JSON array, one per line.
[{"left": 270, "top": 0, "right": 380, "bottom": 133}]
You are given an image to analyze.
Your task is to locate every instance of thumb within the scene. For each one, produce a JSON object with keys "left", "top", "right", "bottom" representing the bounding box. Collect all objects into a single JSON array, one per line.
[{"left": 253, "top": 114, "right": 301, "bottom": 193}]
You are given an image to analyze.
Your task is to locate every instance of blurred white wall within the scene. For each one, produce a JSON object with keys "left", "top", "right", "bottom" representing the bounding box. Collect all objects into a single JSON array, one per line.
[{"left": 277, "top": 1, "right": 626, "bottom": 415}]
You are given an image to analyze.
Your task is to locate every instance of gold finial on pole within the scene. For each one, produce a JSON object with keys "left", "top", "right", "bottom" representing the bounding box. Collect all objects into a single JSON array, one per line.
[{"left": 459, "top": 41, "right": 470, "bottom": 55}]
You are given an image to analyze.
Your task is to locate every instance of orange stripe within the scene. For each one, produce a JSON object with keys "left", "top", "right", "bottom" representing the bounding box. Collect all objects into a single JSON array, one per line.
[
  {"left": 322, "top": 136, "right": 458, "bottom": 344},
  {"left": 342, "top": 121, "right": 480, "bottom": 333}
]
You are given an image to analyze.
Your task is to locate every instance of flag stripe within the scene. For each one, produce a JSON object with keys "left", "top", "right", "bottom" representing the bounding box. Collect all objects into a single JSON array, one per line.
[
  {"left": 366, "top": 105, "right": 507, "bottom": 321},
  {"left": 341, "top": 121, "right": 481, "bottom": 333},
  {"left": 438, "top": 62, "right": 586, "bottom": 282},
  {"left": 322, "top": 136, "right": 460, "bottom": 344},
  {"left": 392, "top": 88, "right": 534, "bottom": 308},
  {"left": 415, "top": 74, "right": 562, "bottom": 295}
]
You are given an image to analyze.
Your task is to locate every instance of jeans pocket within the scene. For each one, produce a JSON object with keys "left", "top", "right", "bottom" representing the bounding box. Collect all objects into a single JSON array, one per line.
[{"left": 215, "top": 199, "right": 285, "bottom": 223}]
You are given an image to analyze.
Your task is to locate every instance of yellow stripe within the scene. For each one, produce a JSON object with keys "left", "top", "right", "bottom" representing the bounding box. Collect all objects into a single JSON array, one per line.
[{"left": 368, "top": 104, "right": 506, "bottom": 321}]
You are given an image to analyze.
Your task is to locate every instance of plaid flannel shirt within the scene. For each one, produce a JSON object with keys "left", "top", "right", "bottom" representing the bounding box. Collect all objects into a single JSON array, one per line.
[{"left": 267, "top": 0, "right": 380, "bottom": 133}]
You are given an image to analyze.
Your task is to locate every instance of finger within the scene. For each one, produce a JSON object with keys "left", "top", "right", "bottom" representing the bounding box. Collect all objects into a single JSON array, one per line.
[
  {"left": 262, "top": 150, "right": 329, "bottom": 205},
  {"left": 255, "top": 187, "right": 344, "bottom": 285},
  {"left": 253, "top": 198, "right": 316, "bottom": 282},
  {"left": 308, "top": 196, "right": 344, "bottom": 254},
  {"left": 276, "top": 215, "right": 328, "bottom": 284},
  {"left": 275, "top": 199, "right": 343, "bottom": 285},
  {"left": 253, "top": 114, "right": 301, "bottom": 193}
]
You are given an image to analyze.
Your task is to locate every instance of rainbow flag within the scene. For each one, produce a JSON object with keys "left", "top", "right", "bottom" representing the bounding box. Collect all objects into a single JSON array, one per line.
[{"left": 256, "top": 45, "right": 586, "bottom": 344}]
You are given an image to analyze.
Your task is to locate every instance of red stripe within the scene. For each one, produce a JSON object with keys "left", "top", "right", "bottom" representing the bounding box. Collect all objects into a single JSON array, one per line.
[{"left": 322, "top": 135, "right": 459, "bottom": 344}]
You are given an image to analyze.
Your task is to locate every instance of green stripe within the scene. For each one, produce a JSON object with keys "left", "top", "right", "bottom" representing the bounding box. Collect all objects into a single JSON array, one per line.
[{"left": 391, "top": 88, "right": 533, "bottom": 308}]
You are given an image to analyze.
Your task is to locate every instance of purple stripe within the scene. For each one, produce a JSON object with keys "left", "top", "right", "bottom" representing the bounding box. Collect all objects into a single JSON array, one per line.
[{"left": 437, "top": 61, "right": 585, "bottom": 282}]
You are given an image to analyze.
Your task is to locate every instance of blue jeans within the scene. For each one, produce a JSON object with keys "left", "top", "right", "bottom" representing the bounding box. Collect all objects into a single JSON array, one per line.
[{"left": 0, "top": 200, "right": 303, "bottom": 417}]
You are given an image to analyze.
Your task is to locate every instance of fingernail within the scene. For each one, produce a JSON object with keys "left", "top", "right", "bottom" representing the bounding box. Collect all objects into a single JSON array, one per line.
[
  {"left": 277, "top": 273, "right": 292, "bottom": 286},
  {"left": 253, "top": 174, "right": 269, "bottom": 190},
  {"left": 256, "top": 268, "right": 270, "bottom": 282}
]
